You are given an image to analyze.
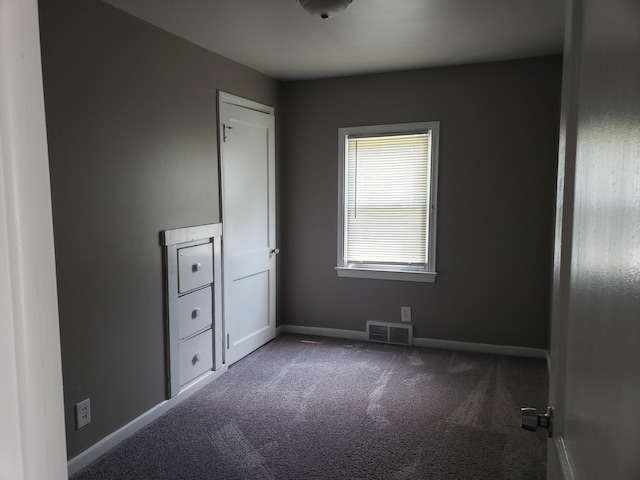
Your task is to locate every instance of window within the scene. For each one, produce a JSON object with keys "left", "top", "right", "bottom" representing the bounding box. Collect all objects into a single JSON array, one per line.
[{"left": 336, "top": 122, "right": 439, "bottom": 282}]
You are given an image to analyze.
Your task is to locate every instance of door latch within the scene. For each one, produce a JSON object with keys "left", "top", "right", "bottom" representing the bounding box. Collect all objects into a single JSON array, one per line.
[
  {"left": 521, "top": 406, "right": 554, "bottom": 438},
  {"left": 269, "top": 248, "right": 280, "bottom": 258}
]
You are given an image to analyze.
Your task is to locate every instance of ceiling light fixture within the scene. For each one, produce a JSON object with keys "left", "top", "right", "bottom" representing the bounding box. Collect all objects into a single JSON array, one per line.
[{"left": 297, "top": 0, "right": 353, "bottom": 20}]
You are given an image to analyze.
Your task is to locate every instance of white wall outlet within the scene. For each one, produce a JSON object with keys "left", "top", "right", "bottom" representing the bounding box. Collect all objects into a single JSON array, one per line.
[
  {"left": 401, "top": 306, "right": 412, "bottom": 323},
  {"left": 76, "top": 398, "right": 91, "bottom": 429}
]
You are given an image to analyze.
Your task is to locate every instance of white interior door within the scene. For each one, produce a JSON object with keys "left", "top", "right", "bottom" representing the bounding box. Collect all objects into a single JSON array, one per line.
[
  {"left": 219, "top": 93, "right": 276, "bottom": 366},
  {"left": 546, "top": 1, "right": 640, "bottom": 479}
]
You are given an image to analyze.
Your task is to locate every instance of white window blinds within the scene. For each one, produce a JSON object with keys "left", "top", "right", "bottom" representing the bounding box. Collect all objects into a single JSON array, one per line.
[{"left": 345, "top": 131, "right": 432, "bottom": 266}]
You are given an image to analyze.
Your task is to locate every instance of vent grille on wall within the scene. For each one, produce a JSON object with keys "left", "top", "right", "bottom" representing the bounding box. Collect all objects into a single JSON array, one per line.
[{"left": 366, "top": 321, "right": 413, "bottom": 346}]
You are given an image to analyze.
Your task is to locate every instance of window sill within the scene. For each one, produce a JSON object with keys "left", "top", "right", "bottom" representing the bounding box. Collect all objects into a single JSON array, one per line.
[{"left": 335, "top": 266, "right": 437, "bottom": 283}]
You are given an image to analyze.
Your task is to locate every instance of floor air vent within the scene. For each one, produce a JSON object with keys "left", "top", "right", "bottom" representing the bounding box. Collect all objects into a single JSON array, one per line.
[{"left": 366, "top": 321, "right": 412, "bottom": 346}]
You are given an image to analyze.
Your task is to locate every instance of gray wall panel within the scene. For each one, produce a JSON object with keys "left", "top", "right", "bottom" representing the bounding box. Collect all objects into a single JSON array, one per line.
[
  {"left": 281, "top": 56, "right": 562, "bottom": 349},
  {"left": 39, "top": 0, "right": 280, "bottom": 458}
]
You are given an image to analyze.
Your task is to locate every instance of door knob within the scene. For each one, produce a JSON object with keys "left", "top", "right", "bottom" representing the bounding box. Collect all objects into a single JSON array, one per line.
[
  {"left": 269, "top": 248, "right": 280, "bottom": 258},
  {"left": 521, "top": 406, "right": 554, "bottom": 438}
]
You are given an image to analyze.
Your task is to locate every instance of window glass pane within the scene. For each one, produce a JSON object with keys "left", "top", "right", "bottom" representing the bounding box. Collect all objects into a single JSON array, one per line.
[{"left": 345, "top": 132, "right": 431, "bottom": 265}]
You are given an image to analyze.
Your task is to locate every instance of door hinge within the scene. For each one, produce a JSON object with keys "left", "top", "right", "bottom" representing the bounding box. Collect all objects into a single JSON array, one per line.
[{"left": 227, "top": 333, "right": 230, "bottom": 350}]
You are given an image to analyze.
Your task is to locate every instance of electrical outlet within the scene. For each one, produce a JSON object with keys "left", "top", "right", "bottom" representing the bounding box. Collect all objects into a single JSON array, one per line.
[
  {"left": 76, "top": 398, "right": 91, "bottom": 429},
  {"left": 401, "top": 306, "right": 412, "bottom": 323}
]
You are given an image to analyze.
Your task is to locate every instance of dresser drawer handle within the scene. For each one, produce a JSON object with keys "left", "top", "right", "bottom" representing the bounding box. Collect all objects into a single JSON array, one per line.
[
  {"left": 192, "top": 262, "right": 202, "bottom": 272},
  {"left": 191, "top": 308, "right": 201, "bottom": 319},
  {"left": 192, "top": 353, "right": 200, "bottom": 365}
]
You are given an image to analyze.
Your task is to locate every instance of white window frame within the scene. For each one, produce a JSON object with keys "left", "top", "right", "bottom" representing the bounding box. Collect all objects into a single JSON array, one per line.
[{"left": 336, "top": 122, "right": 439, "bottom": 283}]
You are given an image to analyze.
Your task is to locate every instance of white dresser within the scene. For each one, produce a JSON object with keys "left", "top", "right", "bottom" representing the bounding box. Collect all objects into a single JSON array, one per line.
[{"left": 161, "top": 223, "right": 223, "bottom": 398}]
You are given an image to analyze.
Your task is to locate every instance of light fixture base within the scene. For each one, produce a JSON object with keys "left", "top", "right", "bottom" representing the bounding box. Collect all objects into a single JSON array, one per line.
[{"left": 297, "top": 0, "right": 353, "bottom": 20}]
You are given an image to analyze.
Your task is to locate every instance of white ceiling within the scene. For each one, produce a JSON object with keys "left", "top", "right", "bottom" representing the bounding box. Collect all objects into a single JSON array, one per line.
[{"left": 101, "top": 0, "right": 566, "bottom": 81}]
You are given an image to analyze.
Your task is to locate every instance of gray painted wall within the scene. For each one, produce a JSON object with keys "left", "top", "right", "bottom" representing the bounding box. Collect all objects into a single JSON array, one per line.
[
  {"left": 280, "top": 56, "right": 562, "bottom": 349},
  {"left": 39, "top": 0, "right": 280, "bottom": 458}
]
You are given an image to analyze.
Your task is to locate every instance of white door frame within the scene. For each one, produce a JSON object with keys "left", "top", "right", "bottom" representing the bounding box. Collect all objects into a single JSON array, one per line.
[
  {"left": 0, "top": 0, "right": 68, "bottom": 479},
  {"left": 219, "top": 91, "right": 275, "bottom": 117},
  {"left": 217, "top": 91, "right": 276, "bottom": 365},
  {"left": 547, "top": 0, "right": 582, "bottom": 478}
]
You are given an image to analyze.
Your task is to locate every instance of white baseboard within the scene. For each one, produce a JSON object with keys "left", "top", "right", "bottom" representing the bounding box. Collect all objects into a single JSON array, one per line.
[
  {"left": 67, "top": 365, "right": 228, "bottom": 476},
  {"left": 278, "top": 324, "right": 547, "bottom": 359},
  {"left": 412, "top": 336, "right": 547, "bottom": 359},
  {"left": 554, "top": 435, "right": 575, "bottom": 480},
  {"left": 279, "top": 324, "right": 367, "bottom": 342}
]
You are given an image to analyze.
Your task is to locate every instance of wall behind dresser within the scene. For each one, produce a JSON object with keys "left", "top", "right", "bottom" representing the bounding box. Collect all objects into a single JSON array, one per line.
[{"left": 39, "top": 0, "right": 281, "bottom": 458}]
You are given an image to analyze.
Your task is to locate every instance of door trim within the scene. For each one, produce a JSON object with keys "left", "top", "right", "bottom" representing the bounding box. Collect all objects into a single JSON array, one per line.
[
  {"left": 547, "top": 0, "right": 583, "bottom": 478},
  {"left": 217, "top": 91, "right": 276, "bottom": 366},
  {"left": 551, "top": 436, "right": 576, "bottom": 480},
  {"left": 218, "top": 91, "right": 274, "bottom": 115},
  {"left": 0, "top": 0, "right": 68, "bottom": 477}
]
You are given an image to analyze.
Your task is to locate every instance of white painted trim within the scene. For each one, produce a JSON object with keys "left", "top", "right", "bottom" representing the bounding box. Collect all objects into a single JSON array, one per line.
[
  {"left": 336, "top": 121, "right": 440, "bottom": 280},
  {"left": 67, "top": 366, "right": 228, "bottom": 476},
  {"left": 554, "top": 435, "right": 575, "bottom": 480},
  {"left": 218, "top": 94, "right": 277, "bottom": 366},
  {"left": 161, "top": 224, "right": 224, "bottom": 396},
  {"left": 0, "top": 1, "right": 68, "bottom": 478},
  {"left": 218, "top": 91, "right": 274, "bottom": 115},
  {"left": 213, "top": 236, "right": 224, "bottom": 370},
  {"left": 161, "top": 222, "right": 222, "bottom": 246},
  {"left": 336, "top": 266, "right": 437, "bottom": 283},
  {"left": 546, "top": 4, "right": 584, "bottom": 479},
  {"left": 412, "top": 336, "right": 547, "bottom": 359},
  {"left": 280, "top": 325, "right": 367, "bottom": 342},
  {"left": 278, "top": 325, "right": 547, "bottom": 359}
]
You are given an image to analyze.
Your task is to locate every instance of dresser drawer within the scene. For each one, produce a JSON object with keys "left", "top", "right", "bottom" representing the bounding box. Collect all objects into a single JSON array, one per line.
[
  {"left": 179, "top": 329, "right": 213, "bottom": 386},
  {"left": 178, "top": 243, "right": 213, "bottom": 293},
  {"left": 178, "top": 286, "right": 212, "bottom": 340}
]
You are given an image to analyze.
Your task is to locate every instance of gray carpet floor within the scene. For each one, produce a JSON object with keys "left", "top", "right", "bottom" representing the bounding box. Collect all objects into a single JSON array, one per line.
[{"left": 71, "top": 333, "right": 548, "bottom": 479}]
